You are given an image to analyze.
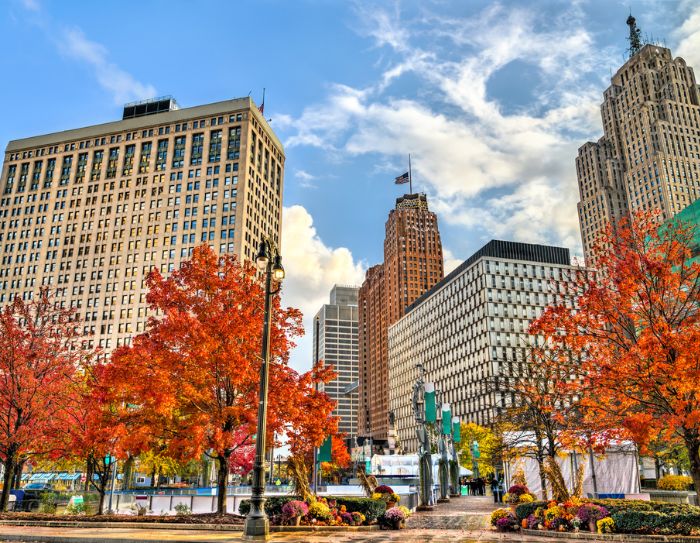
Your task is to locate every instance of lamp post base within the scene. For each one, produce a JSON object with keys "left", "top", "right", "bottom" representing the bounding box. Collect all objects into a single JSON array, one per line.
[
  {"left": 437, "top": 497, "right": 450, "bottom": 503},
  {"left": 243, "top": 516, "right": 270, "bottom": 541}
]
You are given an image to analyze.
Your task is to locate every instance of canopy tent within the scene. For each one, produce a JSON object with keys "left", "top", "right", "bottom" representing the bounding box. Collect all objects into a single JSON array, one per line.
[
  {"left": 21, "top": 472, "right": 81, "bottom": 483},
  {"left": 370, "top": 454, "right": 472, "bottom": 480},
  {"left": 502, "top": 432, "right": 640, "bottom": 498}
]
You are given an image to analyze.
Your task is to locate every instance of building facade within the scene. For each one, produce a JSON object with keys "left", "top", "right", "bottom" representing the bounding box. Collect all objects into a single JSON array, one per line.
[
  {"left": 359, "top": 193, "right": 443, "bottom": 447},
  {"left": 313, "top": 285, "right": 360, "bottom": 443},
  {"left": 577, "top": 19, "right": 700, "bottom": 265},
  {"left": 0, "top": 97, "right": 284, "bottom": 351},
  {"left": 388, "top": 240, "right": 585, "bottom": 452}
]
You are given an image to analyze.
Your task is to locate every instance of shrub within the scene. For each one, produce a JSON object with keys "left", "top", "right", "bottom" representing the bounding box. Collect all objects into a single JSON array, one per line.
[
  {"left": 597, "top": 517, "right": 615, "bottom": 534},
  {"left": 651, "top": 502, "right": 700, "bottom": 515},
  {"left": 657, "top": 475, "right": 693, "bottom": 491},
  {"left": 174, "top": 503, "right": 191, "bottom": 516},
  {"left": 508, "top": 484, "right": 529, "bottom": 496},
  {"left": 308, "top": 501, "right": 332, "bottom": 521},
  {"left": 281, "top": 500, "right": 309, "bottom": 519},
  {"left": 515, "top": 500, "right": 547, "bottom": 521},
  {"left": 65, "top": 501, "right": 87, "bottom": 515},
  {"left": 238, "top": 496, "right": 298, "bottom": 517},
  {"left": 329, "top": 496, "right": 385, "bottom": 523},
  {"left": 491, "top": 508, "right": 514, "bottom": 526},
  {"left": 350, "top": 511, "right": 365, "bottom": 525},
  {"left": 589, "top": 499, "right": 652, "bottom": 515},
  {"left": 611, "top": 510, "right": 700, "bottom": 536},
  {"left": 577, "top": 503, "right": 609, "bottom": 523},
  {"left": 38, "top": 492, "right": 58, "bottom": 514}
]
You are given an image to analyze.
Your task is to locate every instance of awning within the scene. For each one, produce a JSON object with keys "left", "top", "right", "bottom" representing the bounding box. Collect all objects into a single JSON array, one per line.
[
  {"left": 29, "top": 473, "right": 57, "bottom": 482},
  {"left": 55, "top": 473, "right": 81, "bottom": 481}
]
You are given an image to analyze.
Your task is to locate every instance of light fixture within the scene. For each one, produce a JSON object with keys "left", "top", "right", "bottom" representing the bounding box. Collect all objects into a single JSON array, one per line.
[
  {"left": 272, "top": 255, "right": 285, "bottom": 281},
  {"left": 256, "top": 241, "right": 269, "bottom": 270}
]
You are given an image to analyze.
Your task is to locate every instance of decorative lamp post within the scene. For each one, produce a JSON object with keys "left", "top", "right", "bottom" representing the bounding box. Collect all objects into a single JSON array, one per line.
[
  {"left": 437, "top": 399, "right": 451, "bottom": 503},
  {"left": 411, "top": 364, "right": 435, "bottom": 510},
  {"left": 244, "top": 238, "right": 285, "bottom": 541},
  {"left": 450, "top": 416, "right": 461, "bottom": 498}
]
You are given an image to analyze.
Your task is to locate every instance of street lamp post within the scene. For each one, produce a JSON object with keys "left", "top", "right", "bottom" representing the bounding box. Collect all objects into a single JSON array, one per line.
[{"left": 244, "top": 238, "right": 285, "bottom": 541}]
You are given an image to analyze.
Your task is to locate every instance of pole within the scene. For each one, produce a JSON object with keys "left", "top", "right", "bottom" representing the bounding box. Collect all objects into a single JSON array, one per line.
[
  {"left": 244, "top": 251, "right": 274, "bottom": 540},
  {"left": 408, "top": 154, "right": 413, "bottom": 195},
  {"left": 107, "top": 459, "right": 117, "bottom": 514}
]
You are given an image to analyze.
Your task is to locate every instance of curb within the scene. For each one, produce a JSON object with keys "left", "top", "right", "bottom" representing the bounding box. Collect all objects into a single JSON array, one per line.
[
  {"left": 0, "top": 520, "right": 243, "bottom": 531},
  {"left": 522, "top": 529, "right": 700, "bottom": 543}
]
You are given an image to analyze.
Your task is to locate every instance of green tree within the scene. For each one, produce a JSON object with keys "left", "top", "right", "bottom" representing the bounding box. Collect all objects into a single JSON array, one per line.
[{"left": 457, "top": 423, "right": 498, "bottom": 477}]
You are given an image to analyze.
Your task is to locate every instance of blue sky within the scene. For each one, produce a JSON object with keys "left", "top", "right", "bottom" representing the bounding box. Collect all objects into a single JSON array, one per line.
[{"left": 2, "top": 0, "right": 699, "bottom": 371}]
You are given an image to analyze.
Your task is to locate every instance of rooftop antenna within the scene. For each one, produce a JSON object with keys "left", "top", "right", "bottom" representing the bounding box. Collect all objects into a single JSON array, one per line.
[{"left": 626, "top": 13, "right": 643, "bottom": 58}]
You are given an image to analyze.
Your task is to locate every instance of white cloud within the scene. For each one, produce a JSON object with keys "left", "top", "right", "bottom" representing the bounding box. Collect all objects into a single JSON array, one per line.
[
  {"left": 442, "top": 248, "right": 462, "bottom": 275},
  {"left": 276, "top": 2, "right": 620, "bottom": 254},
  {"left": 281, "top": 205, "right": 365, "bottom": 372},
  {"left": 21, "top": 0, "right": 40, "bottom": 12},
  {"left": 294, "top": 169, "right": 318, "bottom": 189},
  {"left": 674, "top": 1, "right": 700, "bottom": 68},
  {"left": 59, "top": 28, "right": 157, "bottom": 105}
]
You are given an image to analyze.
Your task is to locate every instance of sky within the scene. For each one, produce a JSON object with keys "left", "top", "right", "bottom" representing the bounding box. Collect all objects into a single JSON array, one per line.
[{"left": 1, "top": 0, "right": 700, "bottom": 373}]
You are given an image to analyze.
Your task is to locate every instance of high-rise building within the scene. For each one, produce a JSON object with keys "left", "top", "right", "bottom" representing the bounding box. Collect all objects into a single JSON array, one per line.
[
  {"left": 0, "top": 96, "right": 284, "bottom": 351},
  {"left": 313, "top": 285, "right": 360, "bottom": 444},
  {"left": 359, "top": 193, "right": 443, "bottom": 448},
  {"left": 388, "top": 240, "right": 586, "bottom": 452},
  {"left": 577, "top": 16, "right": 700, "bottom": 265}
]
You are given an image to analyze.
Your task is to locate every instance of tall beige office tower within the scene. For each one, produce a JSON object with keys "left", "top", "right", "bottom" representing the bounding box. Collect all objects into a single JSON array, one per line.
[
  {"left": 577, "top": 16, "right": 700, "bottom": 265},
  {"left": 0, "top": 97, "right": 284, "bottom": 351}
]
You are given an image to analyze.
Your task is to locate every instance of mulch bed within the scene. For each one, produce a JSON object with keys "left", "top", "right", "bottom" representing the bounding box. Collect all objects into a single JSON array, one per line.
[{"left": 0, "top": 512, "right": 245, "bottom": 525}]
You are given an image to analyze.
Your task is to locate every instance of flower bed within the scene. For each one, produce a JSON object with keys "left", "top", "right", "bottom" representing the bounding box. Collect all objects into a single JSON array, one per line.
[
  {"left": 512, "top": 498, "right": 700, "bottom": 536},
  {"left": 238, "top": 495, "right": 383, "bottom": 526}
]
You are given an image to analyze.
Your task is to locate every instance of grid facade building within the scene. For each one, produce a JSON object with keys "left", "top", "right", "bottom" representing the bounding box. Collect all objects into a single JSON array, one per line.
[
  {"left": 359, "top": 193, "right": 443, "bottom": 445},
  {"left": 0, "top": 97, "right": 284, "bottom": 351},
  {"left": 313, "top": 285, "right": 360, "bottom": 442},
  {"left": 577, "top": 42, "right": 700, "bottom": 265},
  {"left": 388, "top": 240, "right": 585, "bottom": 452}
]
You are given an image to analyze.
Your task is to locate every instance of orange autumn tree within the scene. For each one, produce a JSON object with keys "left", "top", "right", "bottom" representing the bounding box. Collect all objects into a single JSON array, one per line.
[
  {"left": 320, "top": 435, "right": 352, "bottom": 483},
  {"left": 0, "top": 289, "right": 92, "bottom": 511},
  {"left": 531, "top": 211, "right": 700, "bottom": 491},
  {"left": 105, "top": 245, "right": 325, "bottom": 514}
]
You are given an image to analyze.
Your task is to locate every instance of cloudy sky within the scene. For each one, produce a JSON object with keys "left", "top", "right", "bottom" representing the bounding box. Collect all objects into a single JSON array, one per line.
[{"left": 2, "top": 0, "right": 699, "bottom": 372}]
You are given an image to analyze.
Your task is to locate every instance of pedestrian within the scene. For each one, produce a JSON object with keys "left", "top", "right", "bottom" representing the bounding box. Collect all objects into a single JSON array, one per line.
[{"left": 491, "top": 478, "right": 499, "bottom": 503}]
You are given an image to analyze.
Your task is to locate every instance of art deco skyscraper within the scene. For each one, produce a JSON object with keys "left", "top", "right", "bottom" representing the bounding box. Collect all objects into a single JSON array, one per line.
[
  {"left": 358, "top": 193, "right": 443, "bottom": 448},
  {"left": 577, "top": 16, "right": 700, "bottom": 265},
  {"left": 0, "top": 97, "right": 284, "bottom": 351}
]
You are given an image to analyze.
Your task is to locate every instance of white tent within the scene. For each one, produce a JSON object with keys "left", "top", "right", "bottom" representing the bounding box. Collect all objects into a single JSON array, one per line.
[
  {"left": 370, "top": 454, "right": 472, "bottom": 481},
  {"left": 503, "top": 432, "right": 640, "bottom": 498}
]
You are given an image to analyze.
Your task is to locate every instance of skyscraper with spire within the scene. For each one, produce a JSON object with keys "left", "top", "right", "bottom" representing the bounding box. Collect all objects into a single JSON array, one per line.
[
  {"left": 358, "top": 193, "right": 443, "bottom": 449},
  {"left": 576, "top": 16, "right": 700, "bottom": 265}
]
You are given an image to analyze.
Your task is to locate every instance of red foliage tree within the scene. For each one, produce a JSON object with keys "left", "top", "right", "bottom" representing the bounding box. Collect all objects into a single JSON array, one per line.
[
  {"left": 531, "top": 212, "right": 700, "bottom": 491},
  {"left": 0, "top": 289, "right": 91, "bottom": 511},
  {"left": 105, "top": 245, "right": 333, "bottom": 513}
]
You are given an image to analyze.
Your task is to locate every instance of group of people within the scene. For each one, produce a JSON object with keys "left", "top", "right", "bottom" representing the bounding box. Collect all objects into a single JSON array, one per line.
[{"left": 459, "top": 476, "right": 486, "bottom": 495}]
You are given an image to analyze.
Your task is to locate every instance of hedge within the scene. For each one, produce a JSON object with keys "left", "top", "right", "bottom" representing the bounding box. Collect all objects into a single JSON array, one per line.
[
  {"left": 611, "top": 510, "right": 700, "bottom": 536},
  {"left": 237, "top": 495, "right": 384, "bottom": 523},
  {"left": 238, "top": 496, "right": 297, "bottom": 517}
]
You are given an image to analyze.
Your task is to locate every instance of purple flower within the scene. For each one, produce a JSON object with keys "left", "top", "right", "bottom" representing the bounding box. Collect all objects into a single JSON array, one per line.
[
  {"left": 576, "top": 503, "right": 609, "bottom": 523},
  {"left": 340, "top": 512, "right": 354, "bottom": 525},
  {"left": 282, "top": 500, "right": 309, "bottom": 518}
]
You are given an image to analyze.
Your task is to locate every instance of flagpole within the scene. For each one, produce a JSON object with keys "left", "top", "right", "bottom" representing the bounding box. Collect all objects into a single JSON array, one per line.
[{"left": 408, "top": 154, "right": 413, "bottom": 195}]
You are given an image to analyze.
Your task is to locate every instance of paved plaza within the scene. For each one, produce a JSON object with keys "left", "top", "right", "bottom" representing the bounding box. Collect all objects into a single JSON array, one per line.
[{"left": 0, "top": 496, "right": 511, "bottom": 543}]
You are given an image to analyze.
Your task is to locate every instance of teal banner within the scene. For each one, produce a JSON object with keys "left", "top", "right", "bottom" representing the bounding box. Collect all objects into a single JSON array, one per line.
[
  {"left": 424, "top": 382, "right": 436, "bottom": 423},
  {"left": 452, "top": 417, "right": 461, "bottom": 442},
  {"left": 318, "top": 436, "right": 332, "bottom": 463},
  {"left": 441, "top": 403, "right": 451, "bottom": 435}
]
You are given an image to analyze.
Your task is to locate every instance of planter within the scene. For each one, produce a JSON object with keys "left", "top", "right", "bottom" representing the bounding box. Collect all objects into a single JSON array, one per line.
[
  {"left": 589, "top": 520, "right": 596, "bottom": 533},
  {"left": 295, "top": 516, "right": 301, "bottom": 527}
]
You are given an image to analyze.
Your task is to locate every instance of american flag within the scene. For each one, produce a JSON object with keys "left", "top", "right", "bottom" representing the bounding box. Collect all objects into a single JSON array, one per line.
[{"left": 394, "top": 171, "right": 410, "bottom": 185}]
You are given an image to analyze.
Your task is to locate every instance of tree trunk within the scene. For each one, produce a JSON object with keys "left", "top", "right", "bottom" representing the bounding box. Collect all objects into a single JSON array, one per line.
[
  {"left": 150, "top": 466, "right": 156, "bottom": 488},
  {"left": 12, "top": 459, "right": 23, "bottom": 490},
  {"left": 0, "top": 445, "right": 19, "bottom": 512},
  {"left": 122, "top": 456, "right": 134, "bottom": 491},
  {"left": 84, "top": 456, "right": 93, "bottom": 492},
  {"left": 0, "top": 453, "right": 14, "bottom": 512},
  {"left": 684, "top": 434, "right": 700, "bottom": 497},
  {"left": 155, "top": 466, "right": 161, "bottom": 489},
  {"left": 216, "top": 456, "right": 228, "bottom": 514},
  {"left": 97, "top": 488, "right": 105, "bottom": 516}
]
